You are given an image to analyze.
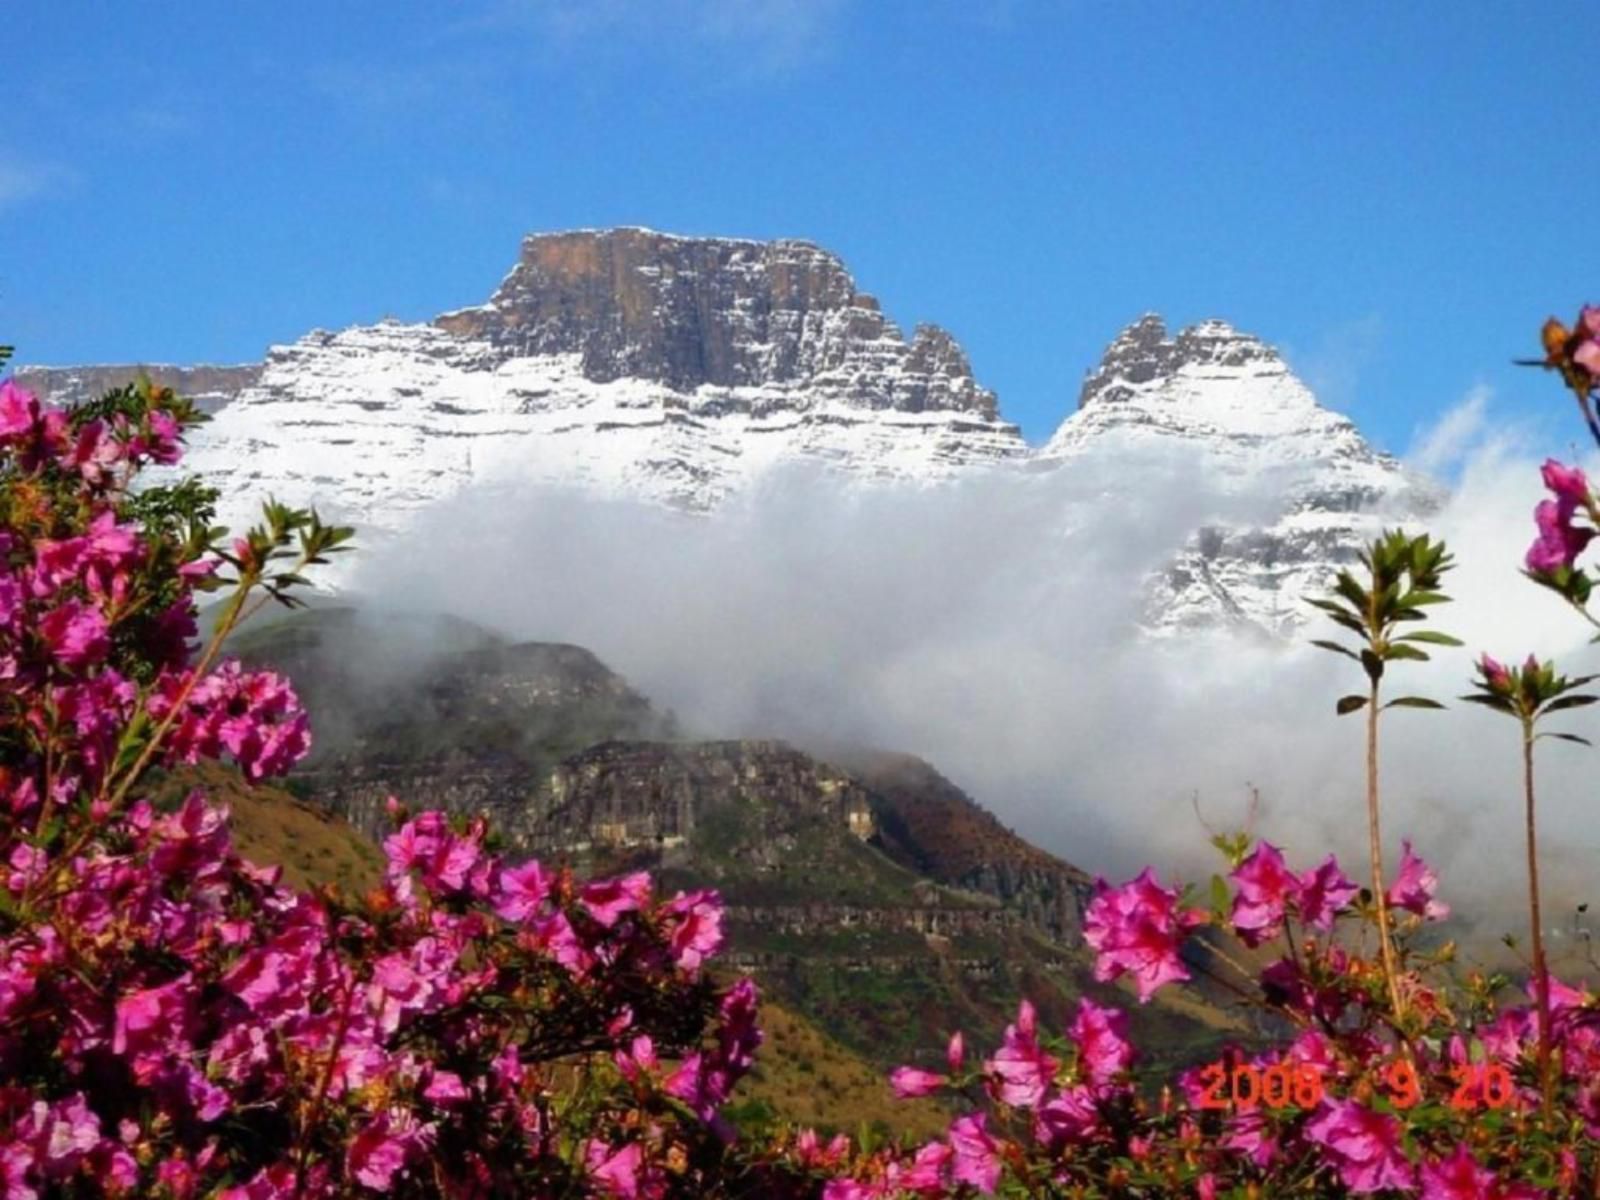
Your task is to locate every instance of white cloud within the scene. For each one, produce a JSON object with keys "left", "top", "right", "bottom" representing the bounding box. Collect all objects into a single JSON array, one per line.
[{"left": 348, "top": 412, "right": 1600, "bottom": 951}]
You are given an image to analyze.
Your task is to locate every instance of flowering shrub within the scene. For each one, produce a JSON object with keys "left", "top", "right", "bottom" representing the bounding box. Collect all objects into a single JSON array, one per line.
[{"left": 0, "top": 373, "right": 779, "bottom": 1197}]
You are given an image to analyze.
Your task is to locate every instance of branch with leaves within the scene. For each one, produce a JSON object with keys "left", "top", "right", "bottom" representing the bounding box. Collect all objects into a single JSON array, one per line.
[{"left": 1309, "top": 530, "right": 1461, "bottom": 1023}]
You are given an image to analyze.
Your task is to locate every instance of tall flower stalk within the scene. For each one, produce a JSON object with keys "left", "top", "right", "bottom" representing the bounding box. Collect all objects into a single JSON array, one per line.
[
  {"left": 1464, "top": 653, "right": 1596, "bottom": 1118},
  {"left": 1310, "top": 530, "right": 1460, "bottom": 1022}
]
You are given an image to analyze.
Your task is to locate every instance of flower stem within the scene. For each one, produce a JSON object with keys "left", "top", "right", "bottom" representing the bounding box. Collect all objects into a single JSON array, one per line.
[
  {"left": 1366, "top": 679, "right": 1406, "bottom": 1023},
  {"left": 1521, "top": 719, "right": 1555, "bottom": 1120}
]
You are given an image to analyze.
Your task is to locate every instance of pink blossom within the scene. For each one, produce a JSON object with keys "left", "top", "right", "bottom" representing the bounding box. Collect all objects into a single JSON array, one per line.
[
  {"left": 1542, "top": 458, "right": 1591, "bottom": 506},
  {"left": 1387, "top": 840, "right": 1449, "bottom": 920},
  {"left": 1068, "top": 996, "right": 1133, "bottom": 1085},
  {"left": 891, "top": 1140, "right": 952, "bottom": 1194},
  {"left": 1304, "top": 1099, "right": 1415, "bottom": 1194},
  {"left": 792, "top": 1128, "right": 851, "bottom": 1170},
  {"left": 1478, "top": 653, "right": 1512, "bottom": 692},
  {"left": 1084, "top": 867, "right": 1205, "bottom": 1002},
  {"left": 890, "top": 1066, "right": 946, "bottom": 1099},
  {"left": 0, "top": 380, "right": 38, "bottom": 439},
  {"left": 1420, "top": 1143, "right": 1498, "bottom": 1200},
  {"left": 1222, "top": 1108, "right": 1278, "bottom": 1168},
  {"left": 112, "top": 978, "right": 193, "bottom": 1081},
  {"left": 492, "top": 859, "right": 551, "bottom": 922},
  {"left": 38, "top": 601, "right": 109, "bottom": 669},
  {"left": 346, "top": 1111, "right": 430, "bottom": 1190},
  {"left": 1230, "top": 841, "right": 1297, "bottom": 946},
  {"left": 1527, "top": 494, "right": 1595, "bottom": 573},
  {"left": 947, "top": 1113, "right": 1003, "bottom": 1194},
  {"left": 985, "top": 999, "right": 1058, "bottom": 1108},
  {"left": 661, "top": 888, "right": 724, "bottom": 971},
  {"left": 1295, "top": 855, "right": 1359, "bottom": 930},
  {"left": 946, "top": 1030, "right": 965, "bottom": 1074},
  {"left": 1033, "top": 1084, "right": 1101, "bottom": 1147},
  {"left": 581, "top": 871, "right": 652, "bottom": 927},
  {"left": 586, "top": 1140, "right": 645, "bottom": 1199}
]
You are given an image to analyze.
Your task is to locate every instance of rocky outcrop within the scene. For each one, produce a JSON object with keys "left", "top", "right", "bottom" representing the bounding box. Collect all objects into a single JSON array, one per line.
[
  {"left": 825, "top": 747, "right": 1094, "bottom": 945},
  {"left": 14, "top": 363, "right": 259, "bottom": 414},
  {"left": 437, "top": 229, "right": 1000, "bottom": 418},
  {"left": 531, "top": 739, "right": 876, "bottom": 854}
]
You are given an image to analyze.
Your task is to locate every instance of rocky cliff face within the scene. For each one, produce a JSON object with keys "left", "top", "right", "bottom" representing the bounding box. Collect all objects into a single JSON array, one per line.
[
  {"left": 436, "top": 229, "right": 1001, "bottom": 418},
  {"left": 14, "top": 363, "right": 260, "bottom": 414},
  {"left": 1041, "top": 315, "right": 1443, "bottom": 637}
]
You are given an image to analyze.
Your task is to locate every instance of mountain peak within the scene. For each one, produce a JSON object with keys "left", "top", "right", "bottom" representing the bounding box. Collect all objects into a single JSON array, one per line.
[
  {"left": 430, "top": 228, "right": 1003, "bottom": 414},
  {"left": 1078, "top": 315, "right": 1281, "bottom": 411}
]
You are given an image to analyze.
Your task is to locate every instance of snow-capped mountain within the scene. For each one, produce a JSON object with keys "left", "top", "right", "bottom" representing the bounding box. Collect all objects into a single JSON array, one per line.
[
  {"left": 17, "top": 229, "right": 1439, "bottom": 637},
  {"left": 132, "top": 229, "right": 1025, "bottom": 540},
  {"left": 1041, "top": 313, "right": 1441, "bottom": 637}
]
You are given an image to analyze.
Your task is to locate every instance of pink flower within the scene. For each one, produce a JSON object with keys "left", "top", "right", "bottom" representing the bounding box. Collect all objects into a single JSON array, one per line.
[
  {"left": 346, "top": 1111, "right": 430, "bottom": 1190},
  {"left": 985, "top": 999, "right": 1059, "bottom": 1108},
  {"left": 0, "top": 380, "right": 38, "bottom": 438},
  {"left": 1033, "top": 1084, "right": 1102, "bottom": 1147},
  {"left": 1420, "top": 1143, "right": 1497, "bottom": 1200},
  {"left": 1577, "top": 307, "right": 1600, "bottom": 375},
  {"left": 892, "top": 1140, "right": 952, "bottom": 1193},
  {"left": 1527, "top": 496, "right": 1594, "bottom": 573},
  {"left": 1068, "top": 997, "right": 1133, "bottom": 1085},
  {"left": 1387, "top": 840, "right": 1449, "bottom": 920},
  {"left": 946, "top": 1030, "right": 965, "bottom": 1074},
  {"left": 1542, "top": 458, "right": 1591, "bottom": 506},
  {"left": 1295, "top": 855, "right": 1359, "bottom": 930},
  {"left": 1305, "top": 1099, "right": 1415, "bottom": 1194},
  {"left": 1230, "top": 841, "right": 1297, "bottom": 946},
  {"left": 113, "top": 978, "right": 193, "bottom": 1082},
  {"left": 889, "top": 1066, "right": 946, "bottom": 1099},
  {"left": 586, "top": 1141, "right": 645, "bottom": 1199},
  {"left": 1478, "top": 653, "right": 1512, "bottom": 692},
  {"left": 662, "top": 889, "right": 724, "bottom": 972},
  {"left": 492, "top": 859, "right": 551, "bottom": 922},
  {"left": 947, "top": 1113, "right": 1002, "bottom": 1194},
  {"left": 1084, "top": 867, "right": 1205, "bottom": 1002},
  {"left": 582, "top": 872, "right": 652, "bottom": 927},
  {"left": 1222, "top": 1108, "right": 1278, "bottom": 1168},
  {"left": 38, "top": 601, "right": 109, "bottom": 669}
]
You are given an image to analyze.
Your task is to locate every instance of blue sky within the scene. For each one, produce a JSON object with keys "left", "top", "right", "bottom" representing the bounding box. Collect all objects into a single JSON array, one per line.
[{"left": 0, "top": 2, "right": 1588, "bottom": 452}]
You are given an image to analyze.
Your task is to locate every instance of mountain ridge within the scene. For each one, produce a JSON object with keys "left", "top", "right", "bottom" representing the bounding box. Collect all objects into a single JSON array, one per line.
[{"left": 16, "top": 227, "right": 1439, "bottom": 636}]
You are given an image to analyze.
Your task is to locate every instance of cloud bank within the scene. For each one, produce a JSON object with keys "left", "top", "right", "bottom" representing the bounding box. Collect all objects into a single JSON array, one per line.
[{"left": 349, "top": 390, "right": 1600, "bottom": 949}]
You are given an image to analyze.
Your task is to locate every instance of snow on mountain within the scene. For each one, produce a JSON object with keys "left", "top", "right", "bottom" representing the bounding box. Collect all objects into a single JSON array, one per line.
[
  {"left": 23, "top": 229, "right": 1441, "bottom": 638},
  {"left": 157, "top": 228, "right": 1025, "bottom": 544},
  {"left": 1040, "top": 313, "right": 1442, "bottom": 637}
]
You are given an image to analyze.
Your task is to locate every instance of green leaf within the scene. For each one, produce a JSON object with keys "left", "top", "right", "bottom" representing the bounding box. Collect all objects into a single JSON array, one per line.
[
  {"left": 1383, "top": 643, "right": 1430, "bottom": 662},
  {"left": 1209, "top": 873, "right": 1232, "bottom": 920},
  {"left": 1395, "top": 590, "right": 1451, "bottom": 607},
  {"left": 1360, "top": 649, "right": 1384, "bottom": 682},
  {"left": 1541, "top": 732, "right": 1594, "bottom": 746},
  {"left": 1336, "top": 695, "right": 1369, "bottom": 715},
  {"left": 1460, "top": 693, "right": 1516, "bottom": 713},
  {"left": 1335, "top": 574, "right": 1369, "bottom": 611},
  {"left": 1541, "top": 695, "right": 1599, "bottom": 714},
  {"left": 1383, "top": 696, "right": 1446, "bottom": 710},
  {"left": 1397, "top": 630, "right": 1465, "bottom": 646},
  {"left": 1309, "top": 639, "right": 1360, "bottom": 661}
]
